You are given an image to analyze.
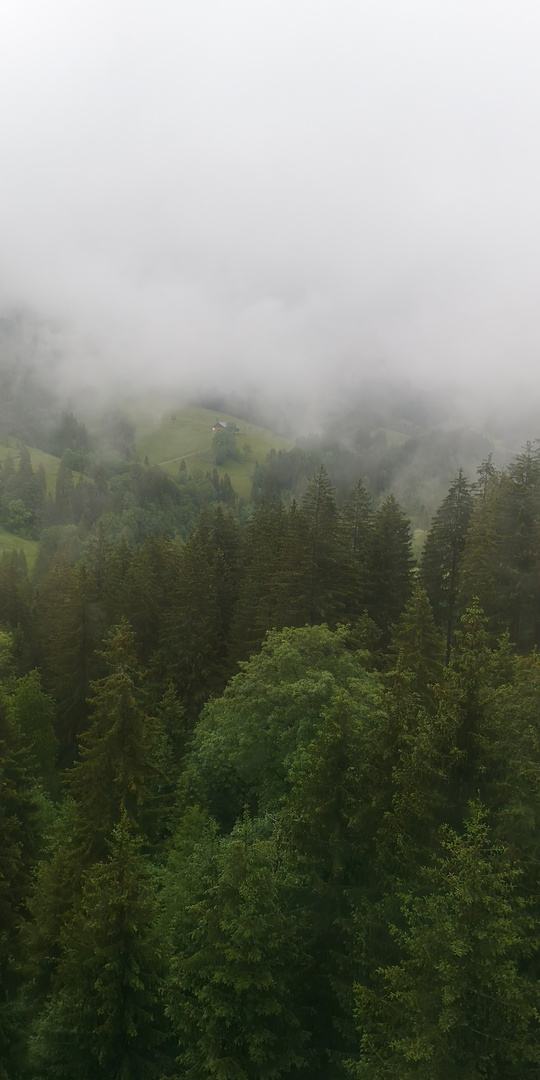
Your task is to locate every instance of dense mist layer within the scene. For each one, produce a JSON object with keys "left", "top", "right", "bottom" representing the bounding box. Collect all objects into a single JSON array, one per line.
[{"left": 1, "top": 1, "right": 540, "bottom": 419}]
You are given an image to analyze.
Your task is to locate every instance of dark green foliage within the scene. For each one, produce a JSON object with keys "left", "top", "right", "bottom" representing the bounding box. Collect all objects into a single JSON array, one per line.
[
  {"left": 27, "top": 622, "right": 175, "bottom": 1057},
  {"left": 165, "top": 815, "right": 310, "bottom": 1080},
  {"left": 436, "top": 602, "right": 516, "bottom": 825},
  {"left": 474, "top": 452, "right": 497, "bottom": 499},
  {"left": 8, "top": 669, "right": 58, "bottom": 795},
  {"left": 231, "top": 499, "right": 289, "bottom": 661},
  {"left": 0, "top": 550, "right": 32, "bottom": 658},
  {"left": 53, "top": 460, "right": 75, "bottom": 525},
  {"left": 66, "top": 620, "right": 166, "bottom": 849},
  {"left": 30, "top": 814, "right": 172, "bottom": 1080},
  {"left": 0, "top": 444, "right": 46, "bottom": 539},
  {"left": 109, "top": 535, "right": 179, "bottom": 668},
  {"left": 339, "top": 479, "right": 373, "bottom": 565},
  {"left": 421, "top": 470, "right": 474, "bottom": 662},
  {"left": 363, "top": 494, "right": 414, "bottom": 644},
  {"left": 0, "top": 695, "right": 50, "bottom": 1077},
  {"left": 459, "top": 467, "right": 504, "bottom": 636},
  {"left": 177, "top": 626, "right": 389, "bottom": 1073},
  {"left": 351, "top": 803, "right": 540, "bottom": 1080},
  {"left": 387, "top": 584, "right": 444, "bottom": 711},
  {"left": 338, "top": 480, "right": 373, "bottom": 618},
  {"left": 3, "top": 393, "right": 540, "bottom": 1080},
  {"left": 36, "top": 555, "right": 105, "bottom": 759},
  {"left": 299, "top": 465, "right": 342, "bottom": 625},
  {"left": 212, "top": 428, "right": 242, "bottom": 465},
  {"left": 158, "top": 508, "right": 241, "bottom": 716},
  {"left": 47, "top": 410, "right": 90, "bottom": 460},
  {"left": 460, "top": 444, "right": 540, "bottom": 651},
  {"left": 250, "top": 445, "right": 320, "bottom": 503},
  {"left": 182, "top": 624, "right": 385, "bottom": 828}
]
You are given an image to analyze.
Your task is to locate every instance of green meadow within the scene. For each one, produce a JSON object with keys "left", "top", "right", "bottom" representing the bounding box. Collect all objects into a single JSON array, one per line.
[
  {"left": 0, "top": 525, "right": 38, "bottom": 568},
  {"left": 0, "top": 436, "right": 65, "bottom": 496},
  {"left": 133, "top": 403, "right": 291, "bottom": 500},
  {"left": 0, "top": 435, "right": 84, "bottom": 568},
  {"left": 0, "top": 437, "right": 64, "bottom": 566}
]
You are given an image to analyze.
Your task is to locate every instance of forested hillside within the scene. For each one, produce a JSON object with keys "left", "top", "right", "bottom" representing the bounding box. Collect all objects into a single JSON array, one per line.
[{"left": 3, "top": 401, "right": 540, "bottom": 1076}]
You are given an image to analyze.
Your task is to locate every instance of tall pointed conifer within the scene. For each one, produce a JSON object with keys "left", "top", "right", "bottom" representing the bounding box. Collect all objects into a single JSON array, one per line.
[
  {"left": 363, "top": 495, "right": 413, "bottom": 646},
  {"left": 66, "top": 619, "right": 159, "bottom": 855},
  {"left": 298, "top": 465, "right": 342, "bottom": 625},
  {"left": 420, "top": 469, "right": 474, "bottom": 663},
  {"left": 31, "top": 813, "right": 172, "bottom": 1080}
]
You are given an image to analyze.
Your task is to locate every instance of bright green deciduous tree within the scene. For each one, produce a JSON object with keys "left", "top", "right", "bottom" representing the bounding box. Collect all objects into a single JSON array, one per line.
[{"left": 182, "top": 624, "right": 385, "bottom": 829}]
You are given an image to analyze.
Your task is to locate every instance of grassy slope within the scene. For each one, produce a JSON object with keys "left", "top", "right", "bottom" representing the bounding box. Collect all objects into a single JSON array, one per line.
[
  {"left": 0, "top": 436, "right": 68, "bottom": 568},
  {"left": 0, "top": 404, "right": 288, "bottom": 563},
  {"left": 0, "top": 526, "right": 38, "bottom": 568},
  {"left": 133, "top": 403, "right": 291, "bottom": 500},
  {"left": 0, "top": 437, "right": 66, "bottom": 496}
]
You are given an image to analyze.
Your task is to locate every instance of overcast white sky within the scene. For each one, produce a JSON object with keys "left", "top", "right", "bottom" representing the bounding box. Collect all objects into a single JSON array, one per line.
[{"left": 1, "top": 1, "right": 539, "bottom": 405}]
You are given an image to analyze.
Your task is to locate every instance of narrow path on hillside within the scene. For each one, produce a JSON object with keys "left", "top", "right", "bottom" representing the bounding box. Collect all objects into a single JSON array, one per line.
[{"left": 156, "top": 445, "right": 212, "bottom": 466}]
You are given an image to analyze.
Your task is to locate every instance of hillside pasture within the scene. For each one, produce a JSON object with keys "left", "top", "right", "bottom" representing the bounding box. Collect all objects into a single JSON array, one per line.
[
  {"left": 133, "top": 403, "right": 291, "bottom": 500},
  {"left": 0, "top": 436, "right": 67, "bottom": 495},
  {"left": 0, "top": 526, "right": 39, "bottom": 569}
]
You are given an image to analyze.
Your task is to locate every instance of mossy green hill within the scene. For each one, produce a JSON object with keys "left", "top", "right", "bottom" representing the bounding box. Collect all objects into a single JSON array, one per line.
[
  {"left": 0, "top": 436, "right": 74, "bottom": 567},
  {"left": 0, "top": 436, "right": 66, "bottom": 496},
  {"left": 132, "top": 403, "right": 291, "bottom": 500},
  {"left": 0, "top": 525, "right": 38, "bottom": 567}
]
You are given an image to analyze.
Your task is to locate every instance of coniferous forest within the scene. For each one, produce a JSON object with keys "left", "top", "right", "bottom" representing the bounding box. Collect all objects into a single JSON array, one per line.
[{"left": 4, "top": 381, "right": 540, "bottom": 1077}]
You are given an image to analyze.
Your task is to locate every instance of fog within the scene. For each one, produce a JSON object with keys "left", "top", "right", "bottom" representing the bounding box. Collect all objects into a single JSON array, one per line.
[{"left": 1, "top": 1, "right": 540, "bottom": 422}]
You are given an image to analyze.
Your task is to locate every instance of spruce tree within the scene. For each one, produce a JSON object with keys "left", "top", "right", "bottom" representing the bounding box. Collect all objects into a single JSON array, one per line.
[
  {"left": 124, "top": 535, "right": 178, "bottom": 669},
  {"left": 0, "top": 695, "right": 49, "bottom": 1077},
  {"left": 459, "top": 469, "right": 505, "bottom": 641},
  {"left": 66, "top": 619, "right": 162, "bottom": 853},
  {"left": 30, "top": 813, "right": 172, "bottom": 1080},
  {"left": 27, "top": 621, "right": 174, "bottom": 1041},
  {"left": 53, "top": 460, "right": 75, "bottom": 525},
  {"left": 473, "top": 452, "right": 498, "bottom": 500},
  {"left": 338, "top": 479, "right": 373, "bottom": 621},
  {"left": 0, "top": 550, "right": 32, "bottom": 658},
  {"left": 165, "top": 815, "right": 310, "bottom": 1080},
  {"left": 363, "top": 495, "right": 414, "bottom": 647},
  {"left": 158, "top": 512, "right": 227, "bottom": 716},
  {"left": 340, "top": 480, "right": 373, "bottom": 564},
  {"left": 8, "top": 669, "right": 58, "bottom": 796},
  {"left": 299, "top": 465, "right": 342, "bottom": 625},
  {"left": 230, "top": 499, "right": 289, "bottom": 662},
  {"left": 437, "top": 601, "right": 514, "bottom": 826},
  {"left": 500, "top": 443, "right": 540, "bottom": 649},
  {"left": 351, "top": 803, "right": 540, "bottom": 1079},
  {"left": 36, "top": 554, "right": 105, "bottom": 761},
  {"left": 387, "top": 584, "right": 444, "bottom": 712},
  {"left": 420, "top": 470, "right": 474, "bottom": 663}
]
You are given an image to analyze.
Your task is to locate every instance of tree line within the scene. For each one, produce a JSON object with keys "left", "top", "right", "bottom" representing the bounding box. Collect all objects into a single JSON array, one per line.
[{"left": 3, "top": 449, "right": 540, "bottom": 1075}]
